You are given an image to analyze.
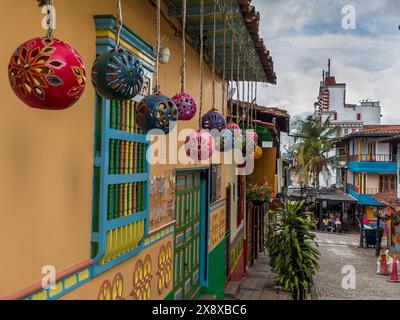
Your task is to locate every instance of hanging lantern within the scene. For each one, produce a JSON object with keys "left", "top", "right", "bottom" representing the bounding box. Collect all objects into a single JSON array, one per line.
[
  {"left": 201, "top": 110, "right": 226, "bottom": 131},
  {"left": 172, "top": 93, "right": 197, "bottom": 121},
  {"left": 8, "top": 37, "right": 86, "bottom": 110},
  {"left": 254, "top": 145, "right": 263, "bottom": 160},
  {"left": 226, "top": 122, "right": 242, "bottom": 139},
  {"left": 185, "top": 130, "right": 215, "bottom": 161},
  {"left": 91, "top": 48, "right": 144, "bottom": 100},
  {"left": 136, "top": 94, "right": 178, "bottom": 134}
]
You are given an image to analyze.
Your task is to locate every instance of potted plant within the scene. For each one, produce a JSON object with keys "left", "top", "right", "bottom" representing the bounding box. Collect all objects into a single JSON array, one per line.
[
  {"left": 267, "top": 200, "right": 320, "bottom": 300},
  {"left": 246, "top": 178, "right": 274, "bottom": 207}
]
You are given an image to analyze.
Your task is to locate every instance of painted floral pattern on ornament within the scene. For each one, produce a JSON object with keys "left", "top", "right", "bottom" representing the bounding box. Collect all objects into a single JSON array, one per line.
[{"left": 8, "top": 37, "right": 86, "bottom": 109}]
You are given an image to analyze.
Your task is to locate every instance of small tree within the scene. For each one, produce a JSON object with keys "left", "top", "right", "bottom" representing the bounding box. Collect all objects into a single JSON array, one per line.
[
  {"left": 293, "top": 116, "right": 339, "bottom": 189},
  {"left": 268, "top": 200, "right": 320, "bottom": 300}
]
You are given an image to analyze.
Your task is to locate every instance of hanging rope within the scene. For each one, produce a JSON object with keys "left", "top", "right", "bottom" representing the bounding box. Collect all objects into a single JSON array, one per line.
[
  {"left": 155, "top": 0, "right": 161, "bottom": 94},
  {"left": 242, "top": 51, "right": 246, "bottom": 129},
  {"left": 37, "top": 0, "right": 54, "bottom": 37},
  {"left": 199, "top": 0, "right": 205, "bottom": 127},
  {"left": 211, "top": 0, "right": 217, "bottom": 111},
  {"left": 255, "top": 72, "right": 259, "bottom": 130},
  {"left": 180, "top": 0, "right": 187, "bottom": 93},
  {"left": 221, "top": 8, "right": 227, "bottom": 116},
  {"left": 236, "top": 45, "right": 241, "bottom": 125},
  {"left": 229, "top": 32, "right": 234, "bottom": 119},
  {"left": 247, "top": 80, "right": 250, "bottom": 128},
  {"left": 115, "top": 0, "right": 123, "bottom": 49}
]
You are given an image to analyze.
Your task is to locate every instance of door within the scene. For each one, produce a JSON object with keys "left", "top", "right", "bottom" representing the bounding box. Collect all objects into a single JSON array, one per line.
[{"left": 173, "top": 171, "right": 202, "bottom": 300}]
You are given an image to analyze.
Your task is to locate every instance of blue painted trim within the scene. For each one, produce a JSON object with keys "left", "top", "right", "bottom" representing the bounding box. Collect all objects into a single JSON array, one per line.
[
  {"left": 348, "top": 161, "right": 397, "bottom": 174},
  {"left": 94, "top": 16, "right": 156, "bottom": 61},
  {"left": 106, "top": 173, "right": 148, "bottom": 184},
  {"left": 106, "top": 211, "right": 147, "bottom": 230},
  {"left": 346, "top": 187, "right": 384, "bottom": 206}
]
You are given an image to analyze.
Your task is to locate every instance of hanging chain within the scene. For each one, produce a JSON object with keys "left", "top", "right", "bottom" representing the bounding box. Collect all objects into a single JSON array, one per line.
[
  {"left": 211, "top": 0, "right": 217, "bottom": 111},
  {"left": 115, "top": 0, "right": 123, "bottom": 49},
  {"left": 199, "top": 0, "right": 205, "bottom": 127},
  {"left": 180, "top": 0, "right": 187, "bottom": 93}
]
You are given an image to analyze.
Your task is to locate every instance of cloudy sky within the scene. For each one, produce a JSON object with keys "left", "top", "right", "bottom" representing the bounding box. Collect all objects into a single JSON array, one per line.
[{"left": 252, "top": 0, "right": 400, "bottom": 125}]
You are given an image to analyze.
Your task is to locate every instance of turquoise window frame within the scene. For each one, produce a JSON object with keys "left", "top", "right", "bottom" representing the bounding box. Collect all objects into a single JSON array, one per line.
[{"left": 90, "top": 16, "right": 155, "bottom": 276}]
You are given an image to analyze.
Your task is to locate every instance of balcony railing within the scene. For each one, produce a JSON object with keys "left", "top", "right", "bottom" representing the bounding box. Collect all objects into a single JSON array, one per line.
[
  {"left": 347, "top": 154, "right": 397, "bottom": 163},
  {"left": 347, "top": 184, "right": 383, "bottom": 195}
]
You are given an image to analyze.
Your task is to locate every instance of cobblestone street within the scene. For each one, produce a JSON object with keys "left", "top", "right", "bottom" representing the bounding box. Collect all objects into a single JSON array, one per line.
[{"left": 315, "top": 232, "right": 400, "bottom": 300}]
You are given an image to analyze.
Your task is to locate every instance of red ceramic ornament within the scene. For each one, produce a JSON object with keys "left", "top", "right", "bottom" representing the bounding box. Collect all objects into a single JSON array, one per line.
[{"left": 8, "top": 37, "right": 86, "bottom": 110}]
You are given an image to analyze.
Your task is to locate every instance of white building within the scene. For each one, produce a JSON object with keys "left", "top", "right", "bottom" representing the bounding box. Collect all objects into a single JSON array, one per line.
[
  {"left": 314, "top": 60, "right": 382, "bottom": 187},
  {"left": 315, "top": 61, "right": 381, "bottom": 136}
]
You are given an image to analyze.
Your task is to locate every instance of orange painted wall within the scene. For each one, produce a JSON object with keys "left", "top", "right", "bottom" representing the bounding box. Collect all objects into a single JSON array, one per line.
[{"left": 0, "top": 0, "right": 227, "bottom": 298}]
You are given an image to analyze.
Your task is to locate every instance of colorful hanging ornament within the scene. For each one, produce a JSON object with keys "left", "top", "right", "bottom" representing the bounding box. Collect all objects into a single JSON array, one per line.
[
  {"left": 211, "top": 129, "right": 233, "bottom": 152},
  {"left": 172, "top": 93, "right": 197, "bottom": 121},
  {"left": 202, "top": 110, "right": 226, "bottom": 131},
  {"left": 8, "top": 2, "right": 86, "bottom": 110},
  {"left": 92, "top": 48, "right": 144, "bottom": 100},
  {"left": 173, "top": 0, "right": 197, "bottom": 121},
  {"left": 91, "top": 0, "right": 144, "bottom": 100},
  {"left": 136, "top": 94, "right": 178, "bottom": 134},
  {"left": 136, "top": 0, "right": 177, "bottom": 134},
  {"left": 247, "top": 131, "right": 258, "bottom": 145},
  {"left": 254, "top": 145, "right": 263, "bottom": 160},
  {"left": 201, "top": 0, "right": 226, "bottom": 132},
  {"left": 226, "top": 122, "right": 241, "bottom": 139},
  {"left": 185, "top": 130, "right": 215, "bottom": 162}
]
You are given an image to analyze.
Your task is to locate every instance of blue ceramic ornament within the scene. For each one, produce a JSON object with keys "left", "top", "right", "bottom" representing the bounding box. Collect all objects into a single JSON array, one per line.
[
  {"left": 136, "top": 94, "right": 178, "bottom": 134},
  {"left": 91, "top": 48, "right": 144, "bottom": 100}
]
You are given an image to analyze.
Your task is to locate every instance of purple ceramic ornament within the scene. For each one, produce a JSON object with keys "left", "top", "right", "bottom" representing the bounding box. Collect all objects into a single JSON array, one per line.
[
  {"left": 172, "top": 92, "right": 197, "bottom": 121},
  {"left": 201, "top": 110, "right": 226, "bottom": 131}
]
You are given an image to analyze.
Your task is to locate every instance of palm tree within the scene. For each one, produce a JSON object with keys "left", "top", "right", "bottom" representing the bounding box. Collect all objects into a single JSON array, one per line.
[
  {"left": 268, "top": 200, "right": 320, "bottom": 300},
  {"left": 293, "top": 115, "right": 339, "bottom": 189}
]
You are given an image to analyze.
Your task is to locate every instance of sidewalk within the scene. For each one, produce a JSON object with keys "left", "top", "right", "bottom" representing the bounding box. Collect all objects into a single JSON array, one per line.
[{"left": 226, "top": 254, "right": 290, "bottom": 300}]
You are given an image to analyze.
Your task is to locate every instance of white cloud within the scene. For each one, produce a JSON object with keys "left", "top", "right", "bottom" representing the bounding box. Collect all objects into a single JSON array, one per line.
[{"left": 252, "top": 0, "right": 400, "bottom": 124}]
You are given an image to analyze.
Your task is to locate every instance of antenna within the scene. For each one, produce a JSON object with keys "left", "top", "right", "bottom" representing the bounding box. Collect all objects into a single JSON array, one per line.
[{"left": 328, "top": 58, "right": 331, "bottom": 76}]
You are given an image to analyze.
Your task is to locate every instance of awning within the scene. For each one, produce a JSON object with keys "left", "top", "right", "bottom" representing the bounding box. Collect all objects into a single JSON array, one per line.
[
  {"left": 167, "top": 0, "right": 276, "bottom": 84},
  {"left": 287, "top": 188, "right": 357, "bottom": 203}
]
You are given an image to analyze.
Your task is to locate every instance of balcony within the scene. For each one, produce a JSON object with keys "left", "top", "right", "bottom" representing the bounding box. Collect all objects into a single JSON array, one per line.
[
  {"left": 346, "top": 154, "right": 397, "bottom": 174},
  {"left": 346, "top": 184, "right": 385, "bottom": 206},
  {"left": 347, "top": 154, "right": 397, "bottom": 163}
]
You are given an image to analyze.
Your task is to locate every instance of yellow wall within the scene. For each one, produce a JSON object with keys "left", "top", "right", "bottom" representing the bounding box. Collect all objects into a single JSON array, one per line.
[
  {"left": 0, "top": 0, "right": 227, "bottom": 297},
  {"left": 251, "top": 147, "right": 277, "bottom": 191}
]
